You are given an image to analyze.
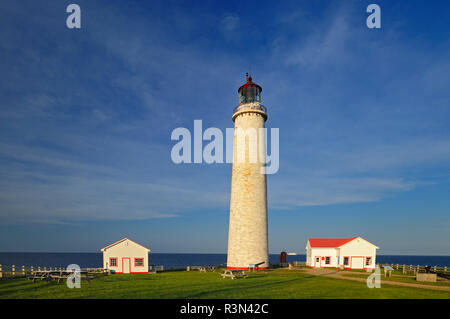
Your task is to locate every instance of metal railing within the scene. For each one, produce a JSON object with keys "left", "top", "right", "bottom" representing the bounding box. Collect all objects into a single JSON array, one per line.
[{"left": 233, "top": 104, "right": 267, "bottom": 115}]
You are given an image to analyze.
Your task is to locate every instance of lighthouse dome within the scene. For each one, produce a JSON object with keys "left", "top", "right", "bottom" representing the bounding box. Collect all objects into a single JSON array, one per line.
[{"left": 238, "top": 73, "right": 262, "bottom": 105}]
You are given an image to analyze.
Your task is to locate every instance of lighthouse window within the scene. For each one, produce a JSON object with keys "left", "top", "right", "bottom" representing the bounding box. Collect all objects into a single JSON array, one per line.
[
  {"left": 325, "top": 257, "right": 330, "bottom": 265},
  {"left": 344, "top": 257, "right": 349, "bottom": 266},
  {"left": 366, "top": 257, "right": 372, "bottom": 266}
]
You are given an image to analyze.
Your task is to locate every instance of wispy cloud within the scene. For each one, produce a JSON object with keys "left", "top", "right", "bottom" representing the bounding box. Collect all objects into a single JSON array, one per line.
[{"left": 0, "top": 0, "right": 449, "bottom": 228}]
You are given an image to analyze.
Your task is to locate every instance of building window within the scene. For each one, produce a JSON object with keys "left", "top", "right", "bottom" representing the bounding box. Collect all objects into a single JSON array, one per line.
[
  {"left": 135, "top": 258, "right": 144, "bottom": 267},
  {"left": 344, "top": 257, "right": 349, "bottom": 266},
  {"left": 110, "top": 258, "right": 117, "bottom": 267},
  {"left": 325, "top": 257, "right": 330, "bottom": 265},
  {"left": 366, "top": 257, "right": 372, "bottom": 266}
]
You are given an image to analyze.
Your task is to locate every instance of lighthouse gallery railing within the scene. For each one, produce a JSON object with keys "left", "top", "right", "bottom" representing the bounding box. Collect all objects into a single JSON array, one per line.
[{"left": 233, "top": 104, "right": 267, "bottom": 115}]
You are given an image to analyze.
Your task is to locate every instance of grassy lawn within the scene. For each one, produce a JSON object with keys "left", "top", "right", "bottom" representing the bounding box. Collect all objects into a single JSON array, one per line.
[{"left": 0, "top": 269, "right": 449, "bottom": 299}]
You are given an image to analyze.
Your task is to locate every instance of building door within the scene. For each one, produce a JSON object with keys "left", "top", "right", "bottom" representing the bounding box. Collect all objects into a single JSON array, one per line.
[
  {"left": 122, "top": 258, "right": 131, "bottom": 274},
  {"left": 351, "top": 257, "right": 364, "bottom": 269},
  {"left": 315, "top": 257, "right": 320, "bottom": 268}
]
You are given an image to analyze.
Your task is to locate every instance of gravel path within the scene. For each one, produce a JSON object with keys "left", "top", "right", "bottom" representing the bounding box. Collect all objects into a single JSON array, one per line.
[{"left": 303, "top": 268, "right": 450, "bottom": 292}]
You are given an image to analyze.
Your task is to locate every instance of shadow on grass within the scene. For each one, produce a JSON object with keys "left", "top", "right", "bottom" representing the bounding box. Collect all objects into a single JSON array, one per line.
[
  {"left": 0, "top": 278, "right": 57, "bottom": 298},
  {"left": 185, "top": 277, "right": 302, "bottom": 299}
]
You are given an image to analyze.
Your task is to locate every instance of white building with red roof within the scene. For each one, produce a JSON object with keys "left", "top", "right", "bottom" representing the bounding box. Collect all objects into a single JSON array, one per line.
[
  {"left": 305, "top": 236, "right": 379, "bottom": 270},
  {"left": 101, "top": 238, "right": 151, "bottom": 274}
]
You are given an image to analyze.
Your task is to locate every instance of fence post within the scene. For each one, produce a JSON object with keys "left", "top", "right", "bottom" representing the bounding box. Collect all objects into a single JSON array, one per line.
[
  {"left": 433, "top": 266, "right": 437, "bottom": 272},
  {"left": 0, "top": 264, "right": 2, "bottom": 278},
  {"left": 12, "top": 265, "right": 16, "bottom": 277},
  {"left": 22, "top": 265, "right": 25, "bottom": 276},
  {"left": 31, "top": 266, "right": 34, "bottom": 274},
  {"left": 402, "top": 265, "right": 406, "bottom": 275},
  {"left": 445, "top": 266, "right": 447, "bottom": 273},
  {"left": 396, "top": 264, "right": 398, "bottom": 270}
]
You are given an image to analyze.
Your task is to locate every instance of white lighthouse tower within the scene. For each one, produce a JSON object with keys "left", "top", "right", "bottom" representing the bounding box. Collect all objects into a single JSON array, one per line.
[{"left": 227, "top": 74, "right": 268, "bottom": 270}]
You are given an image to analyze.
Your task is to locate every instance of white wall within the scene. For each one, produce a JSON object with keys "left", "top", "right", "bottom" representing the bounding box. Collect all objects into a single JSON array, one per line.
[
  {"left": 306, "top": 237, "right": 378, "bottom": 269},
  {"left": 339, "top": 238, "right": 377, "bottom": 269},
  {"left": 102, "top": 239, "right": 149, "bottom": 274},
  {"left": 308, "top": 248, "right": 339, "bottom": 268}
]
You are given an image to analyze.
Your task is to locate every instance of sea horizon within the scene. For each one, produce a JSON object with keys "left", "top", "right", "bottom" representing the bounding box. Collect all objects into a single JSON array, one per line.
[
  {"left": 1, "top": 252, "right": 449, "bottom": 269},
  {"left": 0, "top": 251, "right": 449, "bottom": 256}
]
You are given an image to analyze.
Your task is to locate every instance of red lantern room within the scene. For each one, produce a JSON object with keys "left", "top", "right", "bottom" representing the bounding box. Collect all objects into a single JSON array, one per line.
[{"left": 238, "top": 73, "right": 262, "bottom": 105}]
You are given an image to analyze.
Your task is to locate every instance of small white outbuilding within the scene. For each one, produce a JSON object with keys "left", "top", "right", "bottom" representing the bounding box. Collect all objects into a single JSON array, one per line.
[
  {"left": 101, "top": 237, "right": 151, "bottom": 274},
  {"left": 305, "top": 236, "right": 379, "bottom": 270}
]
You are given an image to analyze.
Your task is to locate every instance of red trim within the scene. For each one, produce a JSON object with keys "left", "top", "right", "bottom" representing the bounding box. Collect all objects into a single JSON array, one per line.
[
  {"left": 109, "top": 257, "right": 118, "bottom": 267},
  {"left": 113, "top": 272, "right": 149, "bottom": 274},
  {"left": 101, "top": 237, "right": 151, "bottom": 251},
  {"left": 350, "top": 256, "right": 365, "bottom": 269},
  {"left": 134, "top": 257, "right": 145, "bottom": 267},
  {"left": 343, "top": 256, "right": 350, "bottom": 267},
  {"left": 227, "top": 266, "right": 269, "bottom": 270},
  {"left": 315, "top": 256, "right": 321, "bottom": 268},
  {"left": 237, "top": 74, "right": 262, "bottom": 93},
  {"left": 307, "top": 265, "right": 340, "bottom": 269}
]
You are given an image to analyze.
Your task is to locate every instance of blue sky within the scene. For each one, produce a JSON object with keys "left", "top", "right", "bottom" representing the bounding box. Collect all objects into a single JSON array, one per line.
[{"left": 0, "top": 0, "right": 449, "bottom": 254}]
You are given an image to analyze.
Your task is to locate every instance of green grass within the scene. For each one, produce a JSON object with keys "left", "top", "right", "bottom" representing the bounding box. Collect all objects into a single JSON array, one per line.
[{"left": 0, "top": 269, "right": 449, "bottom": 299}]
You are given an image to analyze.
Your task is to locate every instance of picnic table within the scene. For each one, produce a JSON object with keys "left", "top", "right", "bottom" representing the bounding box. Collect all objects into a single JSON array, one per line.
[
  {"left": 221, "top": 270, "right": 248, "bottom": 280},
  {"left": 189, "top": 266, "right": 216, "bottom": 272},
  {"left": 27, "top": 270, "right": 94, "bottom": 284}
]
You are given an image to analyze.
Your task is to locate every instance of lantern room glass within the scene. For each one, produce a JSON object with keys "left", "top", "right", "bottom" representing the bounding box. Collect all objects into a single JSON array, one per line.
[{"left": 239, "top": 86, "right": 261, "bottom": 105}]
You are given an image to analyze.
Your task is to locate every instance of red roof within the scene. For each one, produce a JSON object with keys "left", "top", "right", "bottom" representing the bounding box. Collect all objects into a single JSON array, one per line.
[
  {"left": 238, "top": 73, "right": 262, "bottom": 93},
  {"left": 308, "top": 237, "right": 358, "bottom": 248}
]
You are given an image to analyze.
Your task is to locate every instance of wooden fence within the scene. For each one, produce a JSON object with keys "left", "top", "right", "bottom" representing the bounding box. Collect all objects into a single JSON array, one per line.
[
  {"left": 277, "top": 261, "right": 448, "bottom": 273},
  {"left": 1, "top": 263, "right": 447, "bottom": 278},
  {"left": 0, "top": 264, "right": 170, "bottom": 278},
  {"left": 0, "top": 265, "right": 107, "bottom": 279},
  {"left": 384, "top": 264, "right": 448, "bottom": 275}
]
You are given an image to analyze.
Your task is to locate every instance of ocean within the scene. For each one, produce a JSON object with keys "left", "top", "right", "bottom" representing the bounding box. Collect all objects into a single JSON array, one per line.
[{"left": 0, "top": 253, "right": 449, "bottom": 269}]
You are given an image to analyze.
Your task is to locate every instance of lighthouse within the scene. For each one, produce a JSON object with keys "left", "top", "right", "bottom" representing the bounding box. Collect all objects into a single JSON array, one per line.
[{"left": 227, "top": 74, "right": 269, "bottom": 270}]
